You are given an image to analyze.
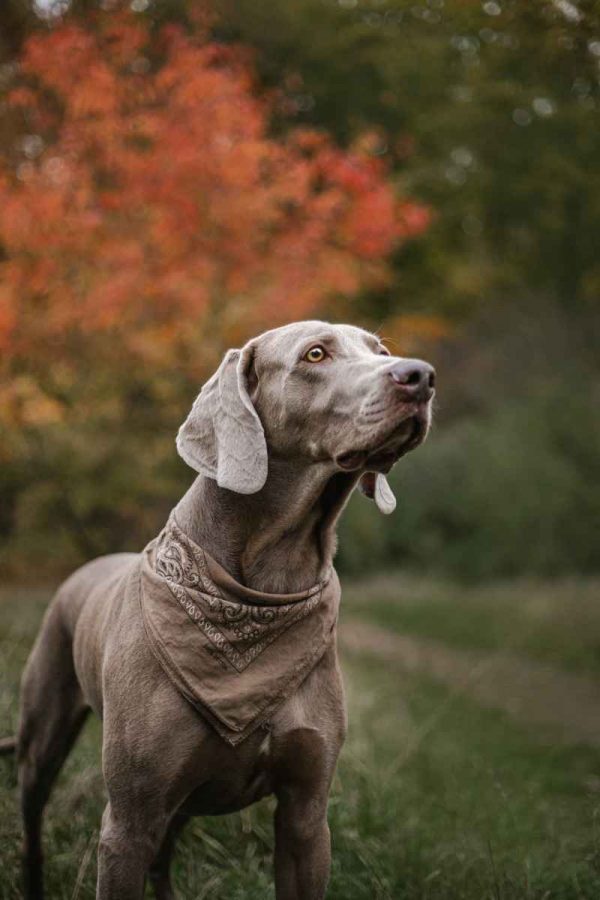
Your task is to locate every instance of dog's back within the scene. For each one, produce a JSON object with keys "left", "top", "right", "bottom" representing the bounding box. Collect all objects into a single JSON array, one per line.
[{"left": 47, "top": 553, "right": 138, "bottom": 637}]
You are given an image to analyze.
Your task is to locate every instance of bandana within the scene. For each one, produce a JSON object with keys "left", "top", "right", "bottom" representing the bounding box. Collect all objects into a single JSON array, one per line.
[{"left": 137, "top": 517, "right": 340, "bottom": 745}]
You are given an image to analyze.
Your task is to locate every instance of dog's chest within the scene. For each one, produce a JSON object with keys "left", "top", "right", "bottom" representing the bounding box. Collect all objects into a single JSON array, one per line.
[{"left": 182, "top": 732, "right": 273, "bottom": 816}]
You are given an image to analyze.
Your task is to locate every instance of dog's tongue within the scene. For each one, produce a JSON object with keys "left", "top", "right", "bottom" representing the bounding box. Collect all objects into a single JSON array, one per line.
[{"left": 359, "top": 472, "right": 397, "bottom": 515}]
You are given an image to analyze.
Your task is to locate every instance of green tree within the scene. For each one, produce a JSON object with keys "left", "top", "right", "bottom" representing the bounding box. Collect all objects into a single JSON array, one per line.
[{"left": 215, "top": 0, "right": 600, "bottom": 318}]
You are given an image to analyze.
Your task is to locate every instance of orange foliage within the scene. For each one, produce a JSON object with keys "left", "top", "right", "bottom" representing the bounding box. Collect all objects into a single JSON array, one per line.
[
  {"left": 0, "top": 13, "right": 430, "bottom": 370},
  {"left": 0, "top": 11, "right": 436, "bottom": 573}
]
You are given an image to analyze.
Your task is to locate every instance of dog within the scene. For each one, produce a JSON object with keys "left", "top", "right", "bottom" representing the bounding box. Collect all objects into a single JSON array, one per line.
[{"left": 6, "top": 320, "right": 435, "bottom": 899}]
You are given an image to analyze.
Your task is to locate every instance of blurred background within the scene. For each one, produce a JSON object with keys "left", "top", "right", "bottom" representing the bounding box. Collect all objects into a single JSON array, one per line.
[{"left": 0, "top": 0, "right": 599, "bottom": 897}]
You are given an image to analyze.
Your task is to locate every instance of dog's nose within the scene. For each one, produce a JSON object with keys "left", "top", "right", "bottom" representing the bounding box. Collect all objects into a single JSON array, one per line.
[{"left": 388, "top": 359, "right": 436, "bottom": 402}]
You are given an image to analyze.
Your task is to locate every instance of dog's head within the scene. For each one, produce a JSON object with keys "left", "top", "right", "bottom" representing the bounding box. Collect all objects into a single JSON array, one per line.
[{"left": 177, "top": 321, "right": 435, "bottom": 513}]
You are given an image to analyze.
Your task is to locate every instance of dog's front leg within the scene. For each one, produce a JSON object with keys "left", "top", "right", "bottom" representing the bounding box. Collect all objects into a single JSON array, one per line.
[
  {"left": 274, "top": 785, "right": 331, "bottom": 900},
  {"left": 95, "top": 675, "right": 209, "bottom": 900},
  {"left": 97, "top": 800, "right": 168, "bottom": 900},
  {"left": 272, "top": 727, "right": 336, "bottom": 900}
]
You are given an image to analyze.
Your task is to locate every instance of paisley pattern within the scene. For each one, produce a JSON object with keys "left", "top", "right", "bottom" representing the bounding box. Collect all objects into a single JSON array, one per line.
[{"left": 153, "top": 520, "right": 323, "bottom": 673}]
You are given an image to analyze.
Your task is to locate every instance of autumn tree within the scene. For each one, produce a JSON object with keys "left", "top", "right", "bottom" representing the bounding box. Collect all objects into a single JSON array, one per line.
[{"left": 0, "top": 11, "right": 430, "bottom": 573}]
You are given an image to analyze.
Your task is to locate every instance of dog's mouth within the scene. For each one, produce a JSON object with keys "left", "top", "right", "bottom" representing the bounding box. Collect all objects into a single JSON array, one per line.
[{"left": 335, "top": 411, "right": 427, "bottom": 474}]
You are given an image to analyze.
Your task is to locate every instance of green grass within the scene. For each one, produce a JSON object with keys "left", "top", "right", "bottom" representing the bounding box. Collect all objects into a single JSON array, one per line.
[
  {"left": 341, "top": 575, "right": 600, "bottom": 676},
  {"left": 1, "top": 584, "right": 600, "bottom": 898}
]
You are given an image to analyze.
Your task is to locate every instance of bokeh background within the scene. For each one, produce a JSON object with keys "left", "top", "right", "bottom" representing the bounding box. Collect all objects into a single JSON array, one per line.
[{"left": 0, "top": 1, "right": 599, "bottom": 897}]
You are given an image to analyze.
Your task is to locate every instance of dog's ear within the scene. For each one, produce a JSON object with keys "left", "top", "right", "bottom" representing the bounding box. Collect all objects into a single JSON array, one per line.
[
  {"left": 359, "top": 472, "right": 397, "bottom": 515},
  {"left": 176, "top": 344, "right": 268, "bottom": 494}
]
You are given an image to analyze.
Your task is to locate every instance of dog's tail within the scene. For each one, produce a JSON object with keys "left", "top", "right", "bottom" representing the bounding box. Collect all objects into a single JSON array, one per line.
[{"left": 0, "top": 736, "right": 17, "bottom": 756}]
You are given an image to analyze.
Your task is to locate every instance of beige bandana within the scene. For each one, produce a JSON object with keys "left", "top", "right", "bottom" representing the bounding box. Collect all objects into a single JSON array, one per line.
[{"left": 138, "top": 517, "right": 340, "bottom": 745}]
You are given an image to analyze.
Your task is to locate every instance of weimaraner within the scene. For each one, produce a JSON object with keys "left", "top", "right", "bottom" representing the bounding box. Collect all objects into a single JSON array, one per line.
[{"left": 6, "top": 320, "right": 435, "bottom": 899}]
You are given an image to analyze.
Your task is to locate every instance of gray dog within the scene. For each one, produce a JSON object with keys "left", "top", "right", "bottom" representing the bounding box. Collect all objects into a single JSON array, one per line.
[{"left": 6, "top": 321, "right": 435, "bottom": 899}]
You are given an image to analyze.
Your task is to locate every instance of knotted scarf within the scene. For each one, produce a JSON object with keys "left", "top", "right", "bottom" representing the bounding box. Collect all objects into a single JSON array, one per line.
[{"left": 138, "top": 517, "right": 340, "bottom": 745}]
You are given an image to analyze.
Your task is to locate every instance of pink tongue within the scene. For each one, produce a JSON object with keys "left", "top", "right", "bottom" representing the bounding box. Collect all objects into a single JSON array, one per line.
[
  {"left": 374, "top": 474, "right": 396, "bottom": 514},
  {"left": 359, "top": 473, "right": 397, "bottom": 514}
]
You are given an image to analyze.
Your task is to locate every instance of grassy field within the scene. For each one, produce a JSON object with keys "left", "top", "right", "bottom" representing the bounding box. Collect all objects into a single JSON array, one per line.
[
  {"left": 342, "top": 575, "right": 600, "bottom": 676},
  {"left": 1, "top": 581, "right": 600, "bottom": 899}
]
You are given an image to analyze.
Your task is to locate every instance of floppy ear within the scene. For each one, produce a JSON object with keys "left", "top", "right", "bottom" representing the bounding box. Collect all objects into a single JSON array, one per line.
[
  {"left": 359, "top": 472, "right": 397, "bottom": 515},
  {"left": 176, "top": 344, "right": 268, "bottom": 494}
]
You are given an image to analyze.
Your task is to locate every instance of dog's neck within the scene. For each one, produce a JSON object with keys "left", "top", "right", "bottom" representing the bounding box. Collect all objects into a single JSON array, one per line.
[{"left": 173, "top": 460, "right": 359, "bottom": 593}]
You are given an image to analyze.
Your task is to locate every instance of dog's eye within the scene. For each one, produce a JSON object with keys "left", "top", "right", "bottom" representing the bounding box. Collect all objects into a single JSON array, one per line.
[
  {"left": 378, "top": 346, "right": 391, "bottom": 357},
  {"left": 304, "top": 346, "right": 327, "bottom": 363}
]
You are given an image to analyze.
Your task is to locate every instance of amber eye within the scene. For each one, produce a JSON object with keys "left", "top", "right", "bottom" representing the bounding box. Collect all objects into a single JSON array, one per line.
[{"left": 304, "top": 345, "right": 327, "bottom": 363}]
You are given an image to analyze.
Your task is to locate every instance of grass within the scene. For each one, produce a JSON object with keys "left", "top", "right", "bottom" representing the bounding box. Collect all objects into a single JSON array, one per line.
[
  {"left": 1, "top": 583, "right": 600, "bottom": 898},
  {"left": 341, "top": 574, "right": 600, "bottom": 676}
]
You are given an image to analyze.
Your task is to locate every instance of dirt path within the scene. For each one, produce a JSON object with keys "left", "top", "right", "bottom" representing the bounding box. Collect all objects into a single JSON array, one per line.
[{"left": 340, "top": 621, "right": 600, "bottom": 749}]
